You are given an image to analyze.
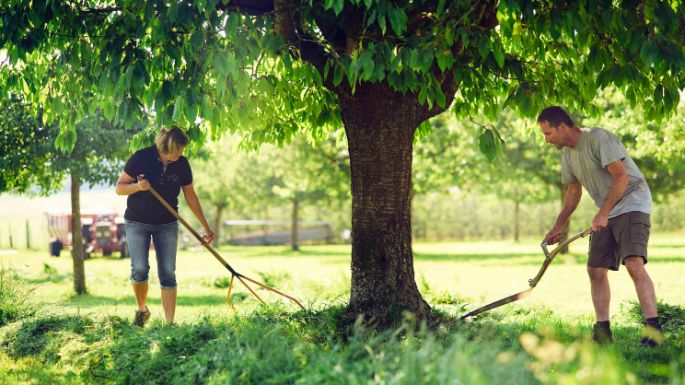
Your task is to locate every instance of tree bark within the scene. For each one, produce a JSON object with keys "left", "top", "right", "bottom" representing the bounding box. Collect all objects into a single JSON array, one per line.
[
  {"left": 291, "top": 197, "right": 299, "bottom": 251},
  {"left": 557, "top": 184, "right": 570, "bottom": 254},
  {"left": 514, "top": 200, "right": 521, "bottom": 243},
  {"left": 70, "top": 170, "right": 87, "bottom": 294},
  {"left": 337, "top": 82, "right": 438, "bottom": 327},
  {"left": 213, "top": 205, "right": 224, "bottom": 246}
]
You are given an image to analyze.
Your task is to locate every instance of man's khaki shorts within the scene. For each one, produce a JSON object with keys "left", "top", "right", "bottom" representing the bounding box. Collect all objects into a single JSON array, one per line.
[{"left": 588, "top": 211, "right": 650, "bottom": 271}]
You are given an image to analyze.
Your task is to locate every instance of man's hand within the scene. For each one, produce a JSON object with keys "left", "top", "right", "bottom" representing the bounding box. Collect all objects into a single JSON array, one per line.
[
  {"left": 592, "top": 212, "right": 609, "bottom": 232},
  {"left": 202, "top": 228, "right": 215, "bottom": 244},
  {"left": 136, "top": 175, "right": 150, "bottom": 192},
  {"left": 543, "top": 228, "right": 564, "bottom": 245}
]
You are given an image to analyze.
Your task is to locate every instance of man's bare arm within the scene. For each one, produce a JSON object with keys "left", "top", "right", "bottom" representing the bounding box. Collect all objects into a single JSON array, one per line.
[{"left": 544, "top": 182, "right": 582, "bottom": 244}]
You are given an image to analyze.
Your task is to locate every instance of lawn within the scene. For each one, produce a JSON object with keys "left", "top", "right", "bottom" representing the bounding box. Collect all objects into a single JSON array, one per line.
[
  {"left": 1, "top": 233, "right": 684, "bottom": 385},
  {"left": 1, "top": 232, "right": 683, "bottom": 322}
]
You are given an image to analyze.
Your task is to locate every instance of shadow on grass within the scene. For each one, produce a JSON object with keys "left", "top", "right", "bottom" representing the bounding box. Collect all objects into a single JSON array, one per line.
[
  {"left": 446, "top": 299, "right": 685, "bottom": 384},
  {"left": 23, "top": 273, "right": 71, "bottom": 284},
  {"left": 3, "top": 299, "right": 683, "bottom": 385}
]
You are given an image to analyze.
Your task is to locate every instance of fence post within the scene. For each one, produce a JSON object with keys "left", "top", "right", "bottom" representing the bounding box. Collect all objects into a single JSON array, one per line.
[
  {"left": 26, "top": 219, "right": 31, "bottom": 249},
  {"left": 9, "top": 223, "right": 14, "bottom": 249}
]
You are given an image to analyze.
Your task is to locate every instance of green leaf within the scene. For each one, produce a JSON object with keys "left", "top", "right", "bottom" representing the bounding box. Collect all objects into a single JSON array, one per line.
[
  {"left": 436, "top": 50, "right": 453, "bottom": 72},
  {"left": 122, "top": 65, "right": 134, "bottom": 90},
  {"left": 360, "top": 50, "right": 375, "bottom": 80},
  {"left": 420, "top": 49, "right": 434, "bottom": 72},
  {"left": 323, "top": 60, "right": 331, "bottom": 80},
  {"left": 640, "top": 40, "right": 660, "bottom": 67},
  {"left": 387, "top": 8, "right": 407, "bottom": 35},
  {"left": 333, "top": 0, "right": 344, "bottom": 15},
  {"left": 172, "top": 95, "right": 184, "bottom": 122},
  {"left": 168, "top": 3, "right": 179, "bottom": 23},
  {"left": 53, "top": 97, "right": 65, "bottom": 115},
  {"left": 407, "top": 49, "right": 419, "bottom": 70},
  {"left": 435, "top": 87, "right": 446, "bottom": 109},
  {"left": 22, "top": 78, "right": 31, "bottom": 95},
  {"left": 117, "top": 100, "right": 128, "bottom": 122},
  {"left": 493, "top": 42, "right": 505, "bottom": 68},
  {"left": 377, "top": 15, "right": 386, "bottom": 34},
  {"left": 333, "top": 63, "right": 344, "bottom": 86},
  {"left": 478, "top": 129, "right": 500, "bottom": 161},
  {"left": 478, "top": 39, "right": 490, "bottom": 59},
  {"left": 418, "top": 85, "right": 427, "bottom": 105},
  {"left": 191, "top": 29, "right": 205, "bottom": 48},
  {"left": 436, "top": 0, "right": 446, "bottom": 17},
  {"left": 213, "top": 51, "right": 229, "bottom": 76}
]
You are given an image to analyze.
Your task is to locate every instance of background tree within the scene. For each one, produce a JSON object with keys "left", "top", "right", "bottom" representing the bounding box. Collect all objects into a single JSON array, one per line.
[
  {"left": 3, "top": 0, "right": 684, "bottom": 325},
  {"left": 413, "top": 112, "right": 561, "bottom": 242},
  {"left": 194, "top": 134, "right": 350, "bottom": 249},
  {"left": 0, "top": 98, "right": 135, "bottom": 294},
  {"left": 56, "top": 113, "right": 135, "bottom": 294},
  {"left": 0, "top": 95, "right": 64, "bottom": 194}
]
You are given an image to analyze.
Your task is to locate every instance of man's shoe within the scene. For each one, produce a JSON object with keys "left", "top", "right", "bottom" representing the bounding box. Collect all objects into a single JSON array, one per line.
[
  {"left": 640, "top": 325, "right": 665, "bottom": 347},
  {"left": 592, "top": 322, "right": 613, "bottom": 345},
  {"left": 133, "top": 306, "right": 151, "bottom": 327}
]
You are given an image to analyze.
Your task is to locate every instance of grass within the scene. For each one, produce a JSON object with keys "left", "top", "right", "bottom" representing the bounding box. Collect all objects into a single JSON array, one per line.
[{"left": 1, "top": 233, "right": 684, "bottom": 384}]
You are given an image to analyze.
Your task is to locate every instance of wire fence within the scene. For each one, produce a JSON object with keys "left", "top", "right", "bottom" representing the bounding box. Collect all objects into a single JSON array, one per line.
[{"left": 0, "top": 218, "right": 50, "bottom": 251}]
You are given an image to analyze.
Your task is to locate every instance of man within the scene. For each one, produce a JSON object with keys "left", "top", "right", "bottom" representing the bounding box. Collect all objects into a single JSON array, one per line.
[{"left": 539, "top": 106, "right": 664, "bottom": 346}]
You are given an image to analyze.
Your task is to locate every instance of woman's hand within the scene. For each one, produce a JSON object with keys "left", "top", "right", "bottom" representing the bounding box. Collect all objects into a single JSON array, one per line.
[
  {"left": 136, "top": 175, "right": 151, "bottom": 191},
  {"left": 202, "top": 228, "right": 215, "bottom": 244}
]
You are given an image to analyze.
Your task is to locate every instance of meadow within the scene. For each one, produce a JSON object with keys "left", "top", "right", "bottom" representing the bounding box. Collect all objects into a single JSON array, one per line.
[{"left": 1, "top": 233, "right": 684, "bottom": 384}]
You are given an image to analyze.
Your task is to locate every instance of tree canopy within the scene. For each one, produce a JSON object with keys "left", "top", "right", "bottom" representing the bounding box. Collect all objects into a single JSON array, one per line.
[{"left": 3, "top": 1, "right": 683, "bottom": 149}]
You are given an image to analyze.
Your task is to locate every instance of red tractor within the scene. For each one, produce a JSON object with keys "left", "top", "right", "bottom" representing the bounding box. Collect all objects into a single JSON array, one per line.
[{"left": 46, "top": 208, "right": 129, "bottom": 258}]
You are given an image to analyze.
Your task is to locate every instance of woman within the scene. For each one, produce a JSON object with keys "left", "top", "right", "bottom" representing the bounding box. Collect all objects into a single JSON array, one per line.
[{"left": 115, "top": 126, "right": 215, "bottom": 326}]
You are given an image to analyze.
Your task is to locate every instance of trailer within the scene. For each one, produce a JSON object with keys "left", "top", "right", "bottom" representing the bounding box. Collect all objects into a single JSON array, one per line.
[{"left": 45, "top": 208, "right": 128, "bottom": 258}]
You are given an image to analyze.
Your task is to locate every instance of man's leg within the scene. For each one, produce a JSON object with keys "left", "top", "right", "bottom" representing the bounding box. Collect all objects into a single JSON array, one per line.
[
  {"left": 624, "top": 256, "right": 657, "bottom": 318},
  {"left": 588, "top": 266, "right": 613, "bottom": 344},
  {"left": 587, "top": 266, "right": 611, "bottom": 321}
]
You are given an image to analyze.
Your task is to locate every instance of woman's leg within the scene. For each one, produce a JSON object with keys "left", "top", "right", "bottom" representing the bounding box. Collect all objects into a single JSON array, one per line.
[
  {"left": 125, "top": 220, "right": 152, "bottom": 311},
  {"left": 153, "top": 221, "right": 179, "bottom": 324}
]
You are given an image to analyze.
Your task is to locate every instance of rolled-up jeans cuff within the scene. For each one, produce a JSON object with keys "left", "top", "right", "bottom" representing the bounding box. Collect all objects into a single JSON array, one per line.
[{"left": 160, "top": 285, "right": 177, "bottom": 290}]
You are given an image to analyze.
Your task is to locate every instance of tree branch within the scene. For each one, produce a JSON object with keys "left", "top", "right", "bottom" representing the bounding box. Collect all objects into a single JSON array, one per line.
[{"left": 215, "top": 0, "right": 275, "bottom": 15}]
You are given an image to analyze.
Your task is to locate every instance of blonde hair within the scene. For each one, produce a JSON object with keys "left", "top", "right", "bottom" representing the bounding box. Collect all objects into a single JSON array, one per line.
[{"left": 155, "top": 126, "right": 189, "bottom": 154}]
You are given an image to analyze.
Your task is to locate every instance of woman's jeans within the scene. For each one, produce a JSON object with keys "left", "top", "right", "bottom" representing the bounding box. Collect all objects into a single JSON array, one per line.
[{"left": 125, "top": 220, "right": 178, "bottom": 289}]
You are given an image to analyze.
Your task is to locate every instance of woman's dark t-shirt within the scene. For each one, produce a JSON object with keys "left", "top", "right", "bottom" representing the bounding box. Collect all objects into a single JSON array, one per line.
[{"left": 124, "top": 146, "right": 193, "bottom": 225}]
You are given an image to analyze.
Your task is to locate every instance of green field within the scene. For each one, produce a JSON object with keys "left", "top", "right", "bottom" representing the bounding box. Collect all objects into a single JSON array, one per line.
[
  {"left": 2, "top": 233, "right": 684, "bottom": 321},
  {"left": 1, "top": 234, "right": 684, "bottom": 384}
]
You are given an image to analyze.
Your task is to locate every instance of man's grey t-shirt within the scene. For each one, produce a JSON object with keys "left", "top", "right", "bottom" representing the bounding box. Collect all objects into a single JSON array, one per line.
[{"left": 561, "top": 128, "right": 652, "bottom": 218}]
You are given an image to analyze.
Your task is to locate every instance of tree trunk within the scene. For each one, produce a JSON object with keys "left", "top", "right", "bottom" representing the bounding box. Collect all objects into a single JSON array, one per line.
[
  {"left": 557, "top": 184, "right": 570, "bottom": 254},
  {"left": 337, "top": 82, "right": 440, "bottom": 327},
  {"left": 514, "top": 200, "right": 521, "bottom": 243},
  {"left": 71, "top": 171, "right": 87, "bottom": 294},
  {"left": 213, "top": 205, "right": 224, "bottom": 246},
  {"left": 291, "top": 197, "right": 299, "bottom": 251}
]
